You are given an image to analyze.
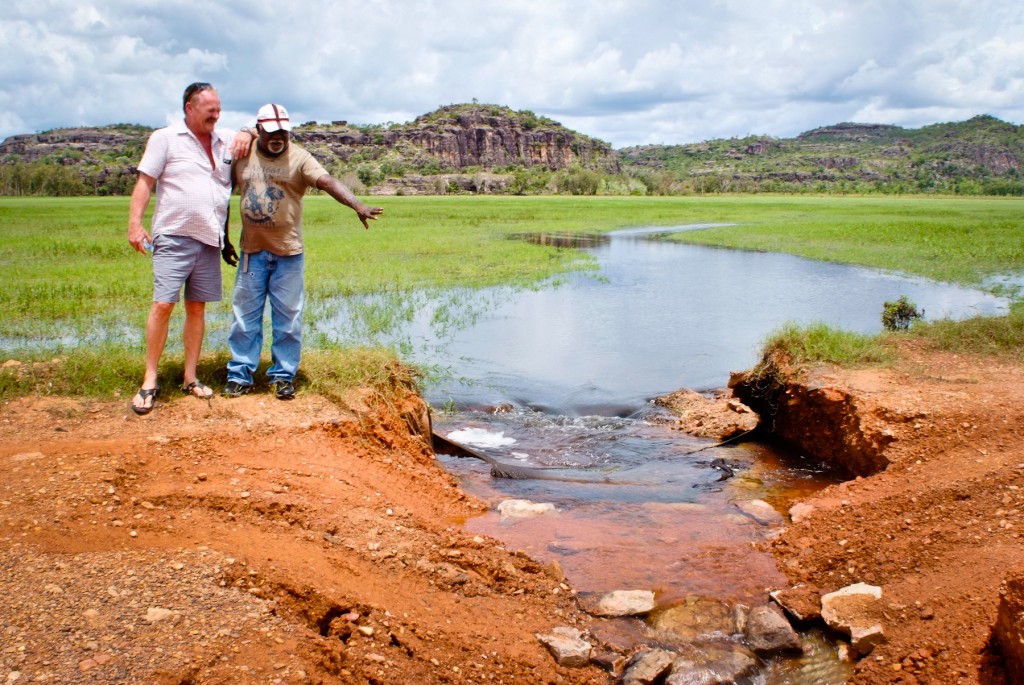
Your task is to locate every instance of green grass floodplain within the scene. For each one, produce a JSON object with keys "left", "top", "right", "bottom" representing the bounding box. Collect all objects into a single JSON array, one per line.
[{"left": 1, "top": 194, "right": 1022, "bottom": 398}]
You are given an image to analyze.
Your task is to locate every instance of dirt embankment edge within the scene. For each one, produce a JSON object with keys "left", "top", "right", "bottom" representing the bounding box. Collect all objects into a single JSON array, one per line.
[
  {"left": 0, "top": 380, "right": 608, "bottom": 685},
  {"left": 729, "top": 340, "right": 1024, "bottom": 684}
]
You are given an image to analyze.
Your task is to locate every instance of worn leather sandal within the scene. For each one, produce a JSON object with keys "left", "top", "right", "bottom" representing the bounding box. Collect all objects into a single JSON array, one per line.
[
  {"left": 131, "top": 386, "right": 159, "bottom": 415},
  {"left": 181, "top": 380, "right": 214, "bottom": 399}
]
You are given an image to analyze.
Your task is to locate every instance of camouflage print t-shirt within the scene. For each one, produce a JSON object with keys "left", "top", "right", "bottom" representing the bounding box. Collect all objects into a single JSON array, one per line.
[{"left": 234, "top": 143, "right": 328, "bottom": 256}]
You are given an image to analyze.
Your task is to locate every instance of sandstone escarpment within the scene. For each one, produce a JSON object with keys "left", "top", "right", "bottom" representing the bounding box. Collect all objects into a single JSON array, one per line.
[
  {"left": 294, "top": 104, "right": 618, "bottom": 174},
  {"left": 0, "top": 125, "right": 147, "bottom": 164},
  {"left": 0, "top": 105, "right": 617, "bottom": 180}
]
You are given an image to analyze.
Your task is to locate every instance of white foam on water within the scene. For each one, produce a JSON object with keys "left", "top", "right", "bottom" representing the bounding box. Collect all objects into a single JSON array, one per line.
[{"left": 447, "top": 427, "right": 517, "bottom": 449}]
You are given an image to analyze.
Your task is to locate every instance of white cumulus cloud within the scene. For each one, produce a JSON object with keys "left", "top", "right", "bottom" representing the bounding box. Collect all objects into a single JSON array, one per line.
[{"left": 0, "top": 0, "right": 1021, "bottom": 146}]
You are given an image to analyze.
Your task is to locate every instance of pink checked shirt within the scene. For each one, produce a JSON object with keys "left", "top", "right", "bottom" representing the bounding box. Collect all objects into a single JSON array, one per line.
[{"left": 137, "top": 122, "right": 235, "bottom": 248}]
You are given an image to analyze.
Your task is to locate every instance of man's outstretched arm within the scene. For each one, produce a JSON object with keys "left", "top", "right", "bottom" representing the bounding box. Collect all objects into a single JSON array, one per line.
[{"left": 316, "top": 175, "right": 384, "bottom": 229}]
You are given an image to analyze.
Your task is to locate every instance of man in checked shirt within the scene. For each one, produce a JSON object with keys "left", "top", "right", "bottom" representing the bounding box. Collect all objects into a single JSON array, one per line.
[{"left": 126, "top": 82, "right": 250, "bottom": 415}]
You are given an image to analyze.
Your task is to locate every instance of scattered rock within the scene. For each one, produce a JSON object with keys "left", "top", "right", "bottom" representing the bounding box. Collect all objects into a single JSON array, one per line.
[
  {"left": 496, "top": 499, "right": 556, "bottom": 520},
  {"left": 789, "top": 502, "right": 815, "bottom": 523},
  {"left": 743, "top": 603, "right": 803, "bottom": 656},
  {"left": 535, "top": 626, "right": 592, "bottom": 667},
  {"left": 734, "top": 499, "right": 785, "bottom": 526},
  {"left": 820, "top": 582, "right": 885, "bottom": 655},
  {"left": 590, "top": 649, "right": 628, "bottom": 676},
  {"left": 622, "top": 648, "right": 674, "bottom": 685},
  {"left": 579, "top": 589, "right": 656, "bottom": 617},
  {"left": 144, "top": 607, "right": 175, "bottom": 623},
  {"left": 770, "top": 585, "right": 822, "bottom": 623},
  {"left": 10, "top": 451, "right": 44, "bottom": 462}
]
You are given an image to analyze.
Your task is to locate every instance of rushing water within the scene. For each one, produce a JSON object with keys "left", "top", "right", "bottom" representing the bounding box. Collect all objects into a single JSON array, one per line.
[{"left": 329, "top": 226, "right": 1008, "bottom": 681}]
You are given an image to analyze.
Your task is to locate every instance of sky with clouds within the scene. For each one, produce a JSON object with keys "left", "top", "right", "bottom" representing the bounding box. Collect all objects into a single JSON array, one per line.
[{"left": 2, "top": 0, "right": 1022, "bottom": 148}]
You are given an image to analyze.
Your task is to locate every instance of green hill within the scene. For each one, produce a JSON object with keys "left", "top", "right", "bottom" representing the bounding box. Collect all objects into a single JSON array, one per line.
[{"left": 618, "top": 115, "right": 1024, "bottom": 195}]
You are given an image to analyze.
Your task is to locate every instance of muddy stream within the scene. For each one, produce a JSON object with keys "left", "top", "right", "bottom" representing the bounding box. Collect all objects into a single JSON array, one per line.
[{"left": 324, "top": 226, "right": 1008, "bottom": 682}]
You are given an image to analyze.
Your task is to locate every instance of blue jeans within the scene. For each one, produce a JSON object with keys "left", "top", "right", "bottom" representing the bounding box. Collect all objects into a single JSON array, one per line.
[{"left": 226, "top": 251, "right": 304, "bottom": 385}]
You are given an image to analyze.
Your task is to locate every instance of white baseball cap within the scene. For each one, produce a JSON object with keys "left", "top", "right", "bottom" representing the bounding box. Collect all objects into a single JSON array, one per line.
[{"left": 256, "top": 103, "right": 292, "bottom": 133}]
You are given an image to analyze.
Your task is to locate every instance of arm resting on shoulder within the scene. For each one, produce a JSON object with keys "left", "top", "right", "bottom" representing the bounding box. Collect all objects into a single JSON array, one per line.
[
  {"left": 128, "top": 173, "right": 157, "bottom": 253},
  {"left": 315, "top": 174, "right": 384, "bottom": 229},
  {"left": 230, "top": 127, "right": 256, "bottom": 159}
]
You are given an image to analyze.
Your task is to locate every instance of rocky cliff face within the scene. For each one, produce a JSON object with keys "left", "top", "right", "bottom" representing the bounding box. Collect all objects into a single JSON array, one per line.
[
  {"left": 0, "top": 106, "right": 617, "bottom": 194},
  {"left": 796, "top": 122, "right": 906, "bottom": 143},
  {"left": 294, "top": 104, "right": 618, "bottom": 173},
  {"left": 404, "top": 107, "right": 613, "bottom": 170},
  {"left": 0, "top": 126, "right": 146, "bottom": 164}
]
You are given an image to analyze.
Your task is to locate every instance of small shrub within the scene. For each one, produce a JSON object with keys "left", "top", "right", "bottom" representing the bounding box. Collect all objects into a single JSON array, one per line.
[{"left": 882, "top": 296, "right": 923, "bottom": 331}]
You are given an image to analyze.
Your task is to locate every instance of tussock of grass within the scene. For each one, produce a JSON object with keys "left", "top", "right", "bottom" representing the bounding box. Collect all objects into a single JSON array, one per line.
[
  {"left": 759, "top": 303, "right": 1024, "bottom": 372},
  {"left": 909, "top": 301, "right": 1024, "bottom": 362},
  {"left": 301, "top": 347, "right": 420, "bottom": 404},
  {"left": 761, "top": 321, "right": 894, "bottom": 367},
  {"left": 0, "top": 346, "right": 148, "bottom": 400}
]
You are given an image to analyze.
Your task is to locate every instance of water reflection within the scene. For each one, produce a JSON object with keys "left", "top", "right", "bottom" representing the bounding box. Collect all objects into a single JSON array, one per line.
[
  {"left": 511, "top": 231, "right": 611, "bottom": 249},
  {"left": 380, "top": 227, "right": 1007, "bottom": 412}
]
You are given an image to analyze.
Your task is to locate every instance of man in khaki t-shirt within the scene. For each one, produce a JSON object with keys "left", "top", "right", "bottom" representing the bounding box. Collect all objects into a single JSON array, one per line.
[{"left": 223, "top": 103, "right": 383, "bottom": 400}]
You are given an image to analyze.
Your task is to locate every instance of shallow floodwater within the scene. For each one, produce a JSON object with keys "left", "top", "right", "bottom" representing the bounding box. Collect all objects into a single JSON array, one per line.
[
  {"left": 413, "top": 226, "right": 1006, "bottom": 411},
  {"left": 324, "top": 226, "right": 1008, "bottom": 681}
]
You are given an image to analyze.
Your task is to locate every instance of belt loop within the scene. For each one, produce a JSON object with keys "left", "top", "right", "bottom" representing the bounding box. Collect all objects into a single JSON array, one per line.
[{"left": 241, "top": 252, "right": 249, "bottom": 273}]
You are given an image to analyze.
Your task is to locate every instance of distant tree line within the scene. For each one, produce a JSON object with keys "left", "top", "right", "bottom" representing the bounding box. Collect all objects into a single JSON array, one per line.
[
  {"left": 0, "top": 161, "right": 136, "bottom": 196},
  {"left": 3, "top": 157, "right": 1024, "bottom": 197}
]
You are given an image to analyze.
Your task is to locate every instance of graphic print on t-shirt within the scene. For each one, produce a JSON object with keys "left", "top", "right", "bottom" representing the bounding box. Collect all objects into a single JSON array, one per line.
[
  {"left": 243, "top": 183, "right": 284, "bottom": 225},
  {"left": 241, "top": 161, "right": 290, "bottom": 226}
]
